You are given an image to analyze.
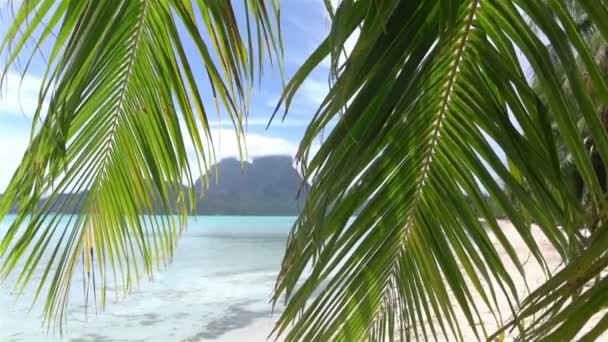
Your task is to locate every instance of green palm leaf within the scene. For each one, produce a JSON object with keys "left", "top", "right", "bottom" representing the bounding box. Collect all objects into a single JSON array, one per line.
[
  {"left": 0, "top": 0, "right": 280, "bottom": 332},
  {"left": 273, "top": 0, "right": 608, "bottom": 340}
]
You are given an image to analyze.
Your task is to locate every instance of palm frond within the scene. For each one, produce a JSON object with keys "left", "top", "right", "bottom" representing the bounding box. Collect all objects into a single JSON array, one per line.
[
  {"left": 491, "top": 220, "right": 608, "bottom": 341},
  {"left": 0, "top": 0, "right": 280, "bottom": 331},
  {"left": 273, "top": 0, "right": 608, "bottom": 340}
]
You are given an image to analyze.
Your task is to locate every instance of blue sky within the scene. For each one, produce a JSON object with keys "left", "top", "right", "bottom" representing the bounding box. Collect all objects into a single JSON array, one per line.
[{"left": 0, "top": 0, "right": 349, "bottom": 190}]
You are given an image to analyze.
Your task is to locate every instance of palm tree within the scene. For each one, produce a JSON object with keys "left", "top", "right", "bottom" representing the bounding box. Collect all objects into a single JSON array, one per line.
[
  {"left": 524, "top": 1, "right": 608, "bottom": 239},
  {"left": 528, "top": 2, "right": 607, "bottom": 225},
  {"left": 1, "top": 0, "right": 608, "bottom": 341}
]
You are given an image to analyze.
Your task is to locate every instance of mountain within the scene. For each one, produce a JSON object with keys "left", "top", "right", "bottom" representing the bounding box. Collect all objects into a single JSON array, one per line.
[
  {"left": 4, "top": 155, "right": 307, "bottom": 216},
  {"left": 194, "top": 156, "right": 307, "bottom": 215}
]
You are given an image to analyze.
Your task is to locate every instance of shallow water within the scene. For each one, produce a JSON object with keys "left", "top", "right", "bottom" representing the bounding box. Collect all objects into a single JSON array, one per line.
[{"left": 0, "top": 215, "right": 293, "bottom": 341}]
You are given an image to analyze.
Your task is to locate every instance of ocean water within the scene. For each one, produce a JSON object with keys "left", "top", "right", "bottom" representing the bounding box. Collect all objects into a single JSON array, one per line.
[{"left": 0, "top": 215, "right": 294, "bottom": 341}]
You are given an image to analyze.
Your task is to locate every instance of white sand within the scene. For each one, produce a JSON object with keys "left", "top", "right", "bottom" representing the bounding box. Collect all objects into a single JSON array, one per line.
[
  {"left": 204, "top": 220, "right": 605, "bottom": 341},
  {"left": 406, "top": 220, "right": 606, "bottom": 341}
]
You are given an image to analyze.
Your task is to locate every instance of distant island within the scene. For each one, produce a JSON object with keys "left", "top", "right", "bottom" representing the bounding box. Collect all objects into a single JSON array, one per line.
[{"left": 2, "top": 155, "right": 308, "bottom": 216}]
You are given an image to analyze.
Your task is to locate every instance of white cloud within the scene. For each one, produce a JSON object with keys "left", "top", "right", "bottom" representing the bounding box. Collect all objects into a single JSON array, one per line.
[
  {"left": 0, "top": 128, "right": 29, "bottom": 190},
  {"left": 0, "top": 70, "right": 305, "bottom": 189},
  {"left": 0, "top": 71, "right": 50, "bottom": 190},
  {"left": 0, "top": 71, "right": 47, "bottom": 117},
  {"left": 211, "top": 128, "right": 299, "bottom": 160},
  {"left": 0, "top": 125, "right": 303, "bottom": 191},
  {"left": 182, "top": 125, "right": 300, "bottom": 168}
]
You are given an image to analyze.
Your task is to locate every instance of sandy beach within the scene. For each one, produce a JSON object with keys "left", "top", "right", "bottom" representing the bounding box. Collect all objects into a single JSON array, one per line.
[
  {"left": 204, "top": 220, "right": 606, "bottom": 341},
  {"left": 418, "top": 219, "right": 594, "bottom": 341}
]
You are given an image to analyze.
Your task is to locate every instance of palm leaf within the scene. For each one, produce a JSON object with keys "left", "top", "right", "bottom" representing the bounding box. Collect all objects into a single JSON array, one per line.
[
  {"left": 273, "top": 0, "right": 608, "bottom": 340},
  {"left": 0, "top": 0, "right": 280, "bottom": 332}
]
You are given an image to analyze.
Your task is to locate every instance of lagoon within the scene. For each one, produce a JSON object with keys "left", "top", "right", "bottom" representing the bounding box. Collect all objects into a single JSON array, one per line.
[{"left": 0, "top": 215, "right": 293, "bottom": 341}]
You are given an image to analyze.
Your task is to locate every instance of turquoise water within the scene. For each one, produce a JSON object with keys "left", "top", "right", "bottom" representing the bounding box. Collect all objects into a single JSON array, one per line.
[{"left": 0, "top": 215, "right": 294, "bottom": 341}]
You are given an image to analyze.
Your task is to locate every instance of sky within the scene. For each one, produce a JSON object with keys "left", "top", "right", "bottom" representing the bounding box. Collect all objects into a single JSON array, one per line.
[{"left": 0, "top": 0, "right": 346, "bottom": 190}]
